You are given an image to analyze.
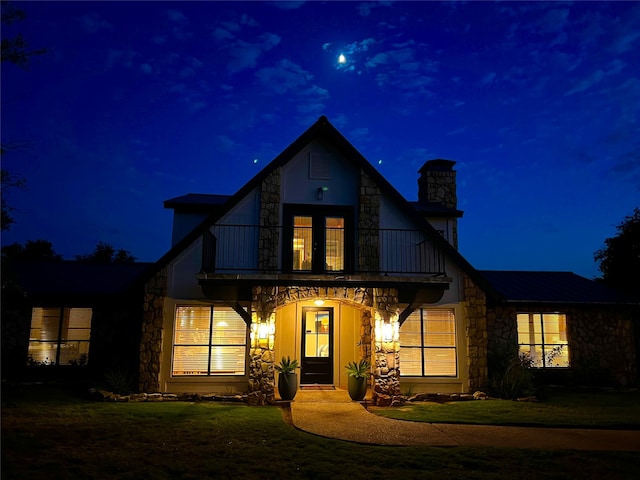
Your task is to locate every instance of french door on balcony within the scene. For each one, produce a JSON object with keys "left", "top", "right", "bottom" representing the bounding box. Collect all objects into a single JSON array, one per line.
[{"left": 283, "top": 205, "right": 353, "bottom": 274}]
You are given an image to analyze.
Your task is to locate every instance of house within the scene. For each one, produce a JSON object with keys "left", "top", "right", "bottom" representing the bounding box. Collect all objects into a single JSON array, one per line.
[
  {"left": 138, "top": 116, "right": 638, "bottom": 404},
  {"left": 3, "top": 116, "right": 637, "bottom": 403}
]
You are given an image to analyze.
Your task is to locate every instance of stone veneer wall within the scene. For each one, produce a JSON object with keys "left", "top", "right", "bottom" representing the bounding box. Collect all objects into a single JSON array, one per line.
[
  {"left": 248, "top": 285, "right": 278, "bottom": 405},
  {"left": 139, "top": 267, "right": 167, "bottom": 393},
  {"left": 372, "top": 288, "right": 401, "bottom": 403},
  {"left": 259, "top": 168, "right": 280, "bottom": 272},
  {"left": 487, "top": 304, "right": 638, "bottom": 387},
  {"left": 462, "top": 274, "right": 488, "bottom": 392},
  {"left": 359, "top": 168, "right": 381, "bottom": 272},
  {"left": 419, "top": 167, "right": 457, "bottom": 209}
]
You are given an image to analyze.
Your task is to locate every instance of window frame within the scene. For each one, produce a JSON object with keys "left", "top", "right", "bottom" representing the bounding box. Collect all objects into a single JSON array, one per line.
[
  {"left": 171, "top": 305, "right": 248, "bottom": 377},
  {"left": 282, "top": 204, "right": 353, "bottom": 274},
  {"left": 400, "top": 308, "right": 458, "bottom": 377},
  {"left": 517, "top": 312, "right": 569, "bottom": 369}
]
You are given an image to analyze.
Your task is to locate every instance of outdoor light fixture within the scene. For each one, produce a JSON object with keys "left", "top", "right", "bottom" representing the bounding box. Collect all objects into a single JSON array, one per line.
[
  {"left": 314, "top": 299, "right": 325, "bottom": 306},
  {"left": 250, "top": 312, "right": 276, "bottom": 349}
]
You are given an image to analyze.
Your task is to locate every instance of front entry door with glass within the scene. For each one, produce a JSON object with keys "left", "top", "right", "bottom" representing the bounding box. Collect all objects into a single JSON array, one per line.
[{"left": 301, "top": 307, "right": 333, "bottom": 385}]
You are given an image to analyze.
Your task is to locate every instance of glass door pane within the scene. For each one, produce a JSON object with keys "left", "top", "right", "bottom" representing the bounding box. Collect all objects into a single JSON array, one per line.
[
  {"left": 325, "top": 217, "right": 344, "bottom": 271},
  {"left": 293, "top": 216, "right": 313, "bottom": 271}
]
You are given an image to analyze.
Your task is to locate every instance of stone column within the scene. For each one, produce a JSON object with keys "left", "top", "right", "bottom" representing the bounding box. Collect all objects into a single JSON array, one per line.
[
  {"left": 463, "top": 274, "right": 488, "bottom": 392},
  {"left": 372, "top": 288, "right": 401, "bottom": 405},
  {"left": 139, "top": 267, "right": 167, "bottom": 393},
  {"left": 359, "top": 169, "right": 381, "bottom": 272},
  {"left": 248, "top": 285, "right": 277, "bottom": 405},
  {"left": 259, "top": 168, "right": 280, "bottom": 272}
]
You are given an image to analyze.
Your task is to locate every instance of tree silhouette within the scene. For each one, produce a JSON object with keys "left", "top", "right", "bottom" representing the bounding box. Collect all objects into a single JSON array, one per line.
[
  {"left": 1, "top": 239, "right": 63, "bottom": 262},
  {"left": 75, "top": 242, "right": 137, "bottom": 264},
  {"left": 1, "top": 1, "right": 47, "bottom": 230},
  {"left": 594, "top": 207, "right": 640, "bottom": 296}
]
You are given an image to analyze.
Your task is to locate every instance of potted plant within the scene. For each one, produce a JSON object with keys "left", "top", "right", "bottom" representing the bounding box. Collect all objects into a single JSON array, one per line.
[
  {"left": 345, "top": 358, "right": 371, "bottom": 401},
  {"left": 275, "top": 356, "right": 300, "bottom": 400}
]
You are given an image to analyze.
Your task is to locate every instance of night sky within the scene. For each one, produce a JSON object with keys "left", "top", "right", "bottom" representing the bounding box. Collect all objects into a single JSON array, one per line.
[{"left": 2, "top": 1, "right": 638, "bottom": 279}]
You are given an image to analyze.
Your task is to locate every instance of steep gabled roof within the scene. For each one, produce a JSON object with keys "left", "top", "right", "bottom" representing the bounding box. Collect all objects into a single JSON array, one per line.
[
  {"left": 479, "top": 270, "right": 639, "bottom": 305},
  {"left": 147, "top": 116, "right": 493, "bottom": 292},
  {"left": 164, "top": 193, "right": 232, "bottom": 212}
]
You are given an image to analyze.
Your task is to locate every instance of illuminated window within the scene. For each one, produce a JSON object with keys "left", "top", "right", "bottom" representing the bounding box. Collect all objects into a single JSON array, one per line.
[
  {"left": 400, "top": 309, "right": 457, "bottom": 376},
  {"left": 517, "top": 313, "right": 569, "bottom": 368},
  {"left": 28, "top": 308, "right": 91, "bottom": 366},
  {"left": 293, "top": 216, "right": 313, "bottom": 271},
  {"left": 285, "top": 205, "right": 351, "bottom": 273},
  {"left": 325, "top": 217, "right": 344, "bottom": 271},
  {"left": 172, "top": 306, "right": 247, "bottom": 376}
]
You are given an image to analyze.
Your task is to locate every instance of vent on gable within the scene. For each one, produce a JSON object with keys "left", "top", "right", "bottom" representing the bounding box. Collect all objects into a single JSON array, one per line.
[{"left": 309, "top": 153, "right": 331, "bottom": 179}]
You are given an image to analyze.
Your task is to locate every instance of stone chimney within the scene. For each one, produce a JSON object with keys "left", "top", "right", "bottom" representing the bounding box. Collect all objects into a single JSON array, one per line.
[{"left": 417, "top": 159, "right": 457, "bottom": 208}]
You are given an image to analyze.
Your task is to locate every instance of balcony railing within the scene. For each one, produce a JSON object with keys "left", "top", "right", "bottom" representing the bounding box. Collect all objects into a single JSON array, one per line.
[{"left": 204, "top": 225, "right": 446, "bottom": 276}]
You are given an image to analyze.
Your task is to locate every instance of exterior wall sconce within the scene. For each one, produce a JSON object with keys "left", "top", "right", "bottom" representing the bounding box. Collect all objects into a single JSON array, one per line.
[
  {"left": 250, "top": 312, "right": 275, "bottom": 350},
  {"left": 314, "top": 299, "right": 325, "bottom": 306},
  {"left": 374, "top": 312, "right": 399, "bottom": 344}
]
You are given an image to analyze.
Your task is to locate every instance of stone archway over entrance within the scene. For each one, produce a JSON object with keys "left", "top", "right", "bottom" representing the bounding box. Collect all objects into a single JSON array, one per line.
[{"left": 249, "top": 285, "right": 401, "bottom": 406}]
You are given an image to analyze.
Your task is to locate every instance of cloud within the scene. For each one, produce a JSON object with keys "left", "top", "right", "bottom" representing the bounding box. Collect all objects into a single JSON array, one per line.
[
  {"left": 225, "top": 33, "right": 281, "bottom": 74},
  {"left": 364, "top": 52, "right": 389, "bottom": 68},
  {"left": 255, "top": 59, "right": 314, "bottom": 94},
  {"left": 80, "top": 12, "right": 114, "bottom": 33},
  {"left": 166, "top": 9, "right": 188, "bottom": 23},
  {"left": 539, "top": 8, "right": 569, "bottom": 34},
  {"left": 267, "top": 1, "right": 306, "bottom": 10},
  {"left": 358, "top": 1, "right": 394, "bottom": 16},
  {"left": 565, "top": 59, "right": 626, "bottom": 96},
  {"left": 216, "top": 135, "right": 237, "bottom": 152},
  {"left": 140, "top": 63, "right": 152, "bottom": 74},
  {"left": 481, "top": 72, "right": 496, "bottom": 85},
  {"left": 213, "top": 28, "right": 234, "bottom": 40}
]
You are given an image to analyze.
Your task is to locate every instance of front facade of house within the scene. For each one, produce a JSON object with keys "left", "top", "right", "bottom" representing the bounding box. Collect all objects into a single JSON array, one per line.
[
  {"left": 135, "top": 117, "right": 638, "bottom": 404},
  {"left": 4, "top": 117, "right": 637, "bottom": 400}
]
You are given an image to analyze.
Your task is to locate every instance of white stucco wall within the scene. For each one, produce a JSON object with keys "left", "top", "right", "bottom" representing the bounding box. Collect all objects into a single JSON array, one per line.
[{"left": 281, "top": 140, "right": 359, "bottom": 206}]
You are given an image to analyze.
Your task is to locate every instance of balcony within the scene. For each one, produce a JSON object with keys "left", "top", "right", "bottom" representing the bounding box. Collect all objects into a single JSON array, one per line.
[{"left": 201, "top": 224, "right": 446, "bottom": 277}]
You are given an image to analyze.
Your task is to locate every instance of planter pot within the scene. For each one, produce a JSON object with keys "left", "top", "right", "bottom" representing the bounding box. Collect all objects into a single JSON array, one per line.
[
  {"left": 278, "top": 372, "right": 298, "bottom": 400},
  {"left": 348, "top": 376, "right": 368, "bottom": 401}
]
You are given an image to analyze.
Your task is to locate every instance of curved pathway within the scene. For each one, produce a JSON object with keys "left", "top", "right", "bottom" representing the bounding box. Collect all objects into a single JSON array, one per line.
[{"left": 289, "top": 389, "right": 640, "bottom": 451}]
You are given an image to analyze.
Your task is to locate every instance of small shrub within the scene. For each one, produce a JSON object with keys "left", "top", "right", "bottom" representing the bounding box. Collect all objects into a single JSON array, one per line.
[
  {"left": 103, "top": 369, "right": 135, "bottom": 395},
  {"left": 488, "top": 346, "right": 534, "bottom": 399}
]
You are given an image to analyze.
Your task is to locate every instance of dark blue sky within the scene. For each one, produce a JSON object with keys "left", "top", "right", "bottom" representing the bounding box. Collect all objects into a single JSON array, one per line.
[{"left": 2, "top": 1, "right": 638, "bottom": 278}]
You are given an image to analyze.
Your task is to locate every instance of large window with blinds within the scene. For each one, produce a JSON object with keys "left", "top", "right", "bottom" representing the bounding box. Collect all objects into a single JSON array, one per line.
[
  {"left": 172, "top": 306, "right": 247, "bottom": 376},
  {"left": 28, "top": 308, "right": 92, "bottom": 366},
  {"left": 517, "top": 313, "right": 569, "bottom": 368},
  {"left": 400, "top": 309, "right": 457, "bottom": 377}
]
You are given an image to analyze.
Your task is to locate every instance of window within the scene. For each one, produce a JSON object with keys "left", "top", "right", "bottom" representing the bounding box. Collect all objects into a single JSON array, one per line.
[
  {"left": 285, "top": 205, "right": 351, "bottom": 273},
  {"left": 28, "top": 308, "right": 91, "bottom": 366},
  {"left": 172, "top": 306, "right": 247, "bottom": 376},
  {"left": 517, "top": 313, "right": 569, "bottom": 368},
  {"left": 400, "top": 309, "right": 457, "bottom": 376}
]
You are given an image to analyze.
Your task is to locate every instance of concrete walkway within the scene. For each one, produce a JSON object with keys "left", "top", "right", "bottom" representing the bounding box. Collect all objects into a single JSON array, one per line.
[{"left": 289, "top": 389, "right": 640, "bottom": 451}]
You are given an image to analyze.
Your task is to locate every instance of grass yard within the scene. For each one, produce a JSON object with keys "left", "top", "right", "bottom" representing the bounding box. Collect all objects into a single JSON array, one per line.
[
  {"left": 371, "top": 388, "right": 640, "bottom": 428},
  {"left": 2, "top": 384, "right": 639, "bottom": 480}
]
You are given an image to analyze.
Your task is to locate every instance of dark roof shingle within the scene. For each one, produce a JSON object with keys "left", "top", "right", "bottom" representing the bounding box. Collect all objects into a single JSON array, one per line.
[{"left": 479, "top": 270, "right": 638, "bottom": 305}]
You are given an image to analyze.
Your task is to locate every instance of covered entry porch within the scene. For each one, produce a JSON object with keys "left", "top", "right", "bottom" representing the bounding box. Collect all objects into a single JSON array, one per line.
[{"left": 200, "top": 277, "right": 448, "bottom": 405}]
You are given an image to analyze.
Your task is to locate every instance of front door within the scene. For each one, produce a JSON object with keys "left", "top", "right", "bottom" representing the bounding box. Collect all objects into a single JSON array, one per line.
[{"left": 301, "top": 307, "right": 333, "bottom": 384}]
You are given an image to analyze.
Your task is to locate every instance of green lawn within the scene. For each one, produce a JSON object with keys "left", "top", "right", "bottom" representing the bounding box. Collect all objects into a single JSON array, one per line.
[
  {"left": 2, "top": 384, "right": 639, "bottom": 480},
  {"left": 371, "top": 389, "right": 640, "bottom": 428}
]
